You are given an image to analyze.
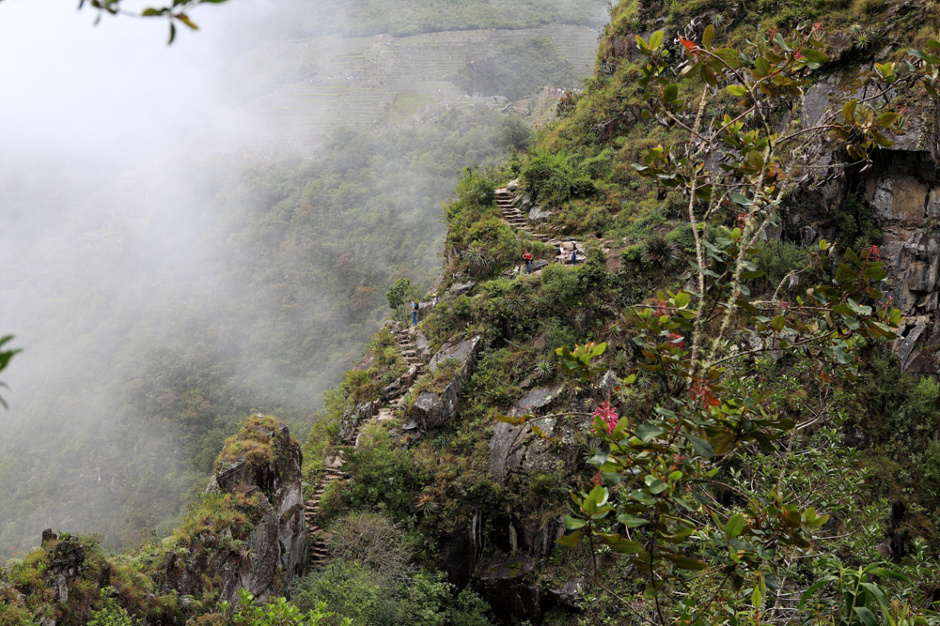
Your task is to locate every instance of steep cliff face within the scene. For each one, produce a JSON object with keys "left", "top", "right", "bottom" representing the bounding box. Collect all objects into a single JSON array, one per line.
[
  {"left": 155, "top": 415, "right": 306, "bottom": 606},
  {"left": 788, "top": 68, "right": 940, "bottom": 373}
]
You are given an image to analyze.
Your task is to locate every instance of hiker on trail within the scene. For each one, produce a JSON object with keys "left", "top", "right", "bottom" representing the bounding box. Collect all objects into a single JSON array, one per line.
[
  {"left": 523, "top": 250, "right": 533, "bottom": 274},
  {"left": 570, "top": 245, "right": 579, "bottom": 265},
  {"left": 411, "top": 300, "right": 419, "bottom": 326}
]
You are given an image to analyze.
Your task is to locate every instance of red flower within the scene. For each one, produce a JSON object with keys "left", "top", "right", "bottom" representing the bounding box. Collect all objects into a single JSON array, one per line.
[
  {"left": 678, "top": 36, "right": 698, "bottom": 56},
  {"left": 594, "top": 401, "right": 619, "bottom": 434},
  {"left": 689, "top": 380, "right": 720, "bottom": 406},
  {"left": 864, "top": 244, "right": 881, "bottom": 261},
  {"left": 668, "top": 333, "right": 686, "bottom": 347}
]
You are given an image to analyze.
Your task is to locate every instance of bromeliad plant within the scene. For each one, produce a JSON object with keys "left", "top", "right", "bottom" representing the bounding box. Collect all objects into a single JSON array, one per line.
[{"left": 504, "top": 25, "right": 940, "bottom": 626}]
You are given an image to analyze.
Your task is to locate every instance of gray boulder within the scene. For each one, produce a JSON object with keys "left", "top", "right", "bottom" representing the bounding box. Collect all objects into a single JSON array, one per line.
[
  {"left": 489, "top": 385, "right": 590, "bottom": 484},
  {"left": 338, "top": 401, "right": 376, "bottom": 444},
  {"left": 528, "top": 205, "right": 553, "bottom": 222},
  {"left": 408, "top": 336, "right": 482, "bottom": 429}
]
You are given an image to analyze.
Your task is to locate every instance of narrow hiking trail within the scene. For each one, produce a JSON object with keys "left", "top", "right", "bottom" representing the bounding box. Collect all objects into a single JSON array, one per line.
[
  {"left": 495, "top": 186, "right": 550, "bottom": 242},
  {"left": 495, "top": 183, "right": 591, "bottom": 270},
  {"left": 304, "top": 324, "right": 429, "bottom": 567}
]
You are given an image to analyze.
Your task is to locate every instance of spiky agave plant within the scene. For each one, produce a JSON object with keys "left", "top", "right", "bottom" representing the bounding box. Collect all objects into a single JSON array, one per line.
[
  {"left": 535, "top": 357, "right": 554, "bottom": 381},
  {"left": 463, "top": 243, "right": 495, "bottom": 277},
  {"left": 643, "top": 234, "right": 681, "bottom": 270},
  {"left": 503, "top": 294, "right": 527, "bottom": 316},
  {"left": 415, "top": 493, "right": 439, "bottom": 515}
]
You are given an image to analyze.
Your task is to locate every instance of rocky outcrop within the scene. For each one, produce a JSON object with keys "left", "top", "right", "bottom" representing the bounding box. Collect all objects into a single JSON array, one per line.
[
  {"left": 43, "top": 535, "right": 86, "bottom": 604},
  {"left": 843, "top": 149, "right": 940, "bottom": 371},
  {"left": 785, "top": 65, "right": 940, "bottom": 372},
  {"left": 408, "top": 336, "right": 482, "bottom": 429},
  {"left": 528, "top": 205, "right": 553, "bottom": 222},
  {"left": 158, "top": 417, "right": 306, "bottom": 606},
  {"left": 475, "top": 552, "right": 545, "bottom": 622},
  {"left": 439, "top": 507, "right": 575, "bottom": 624},
  {"left": 338, "top": 401, "right": 376, "bottom": 444},
  {"left": 489, "top": 384, "right": 581, "bottom": 483}
]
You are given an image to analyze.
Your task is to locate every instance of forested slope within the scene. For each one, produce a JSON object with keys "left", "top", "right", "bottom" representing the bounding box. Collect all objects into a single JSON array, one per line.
[{"left": 292, "top": 0, "right": 940, "bottom": 623}]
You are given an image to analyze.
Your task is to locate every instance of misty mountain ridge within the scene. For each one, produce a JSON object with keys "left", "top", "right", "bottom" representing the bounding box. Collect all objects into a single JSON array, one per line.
[{"left": 0, "top": 0, "right": 605, "bottom": 563}]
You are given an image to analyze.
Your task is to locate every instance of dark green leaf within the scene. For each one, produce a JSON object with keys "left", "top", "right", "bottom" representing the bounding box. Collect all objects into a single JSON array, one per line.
[
  {"left": 686, "top": 434, "right": 714, "bottom": 458},
  {"left": 725, "top": 513, "right": 745, "bottom": 537}
]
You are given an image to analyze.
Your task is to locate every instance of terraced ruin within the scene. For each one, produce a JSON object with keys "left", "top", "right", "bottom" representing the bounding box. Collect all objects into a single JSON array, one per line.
[{"left": 207, "top": 24, "right": 602, "bottom": 151}]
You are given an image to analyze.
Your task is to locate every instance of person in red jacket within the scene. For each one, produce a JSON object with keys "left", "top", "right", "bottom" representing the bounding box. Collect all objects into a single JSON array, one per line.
[{"left": 523, "top": 251, "right": 533, "bottom": 274}]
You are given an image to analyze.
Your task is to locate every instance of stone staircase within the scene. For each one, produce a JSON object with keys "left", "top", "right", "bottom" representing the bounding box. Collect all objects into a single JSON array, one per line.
[
  {"left": 495, "top": 187, "right": 549, "bottom": 242},
  {"left": 304, "top": 455, "right": 346, "bottom": 565},
  {"left": 391, "top": 326, "right": 424, "bottom": 409},
  {"left": 305, "top": 323, "right": 431, "bottom": 567}
]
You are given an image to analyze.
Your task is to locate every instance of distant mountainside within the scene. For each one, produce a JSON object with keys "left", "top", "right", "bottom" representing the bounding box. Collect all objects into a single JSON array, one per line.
[
  {"left": 251, "top": 0, "right": 610, "bottom": 39},
  {"left": 198, "top": 24, "right": 603, "bottom": 152}
]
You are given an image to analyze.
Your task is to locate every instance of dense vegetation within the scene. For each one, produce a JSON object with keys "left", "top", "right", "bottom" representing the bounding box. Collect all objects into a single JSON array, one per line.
[{"left": 292, "top": 0, "right": 940, "bottom": 623}]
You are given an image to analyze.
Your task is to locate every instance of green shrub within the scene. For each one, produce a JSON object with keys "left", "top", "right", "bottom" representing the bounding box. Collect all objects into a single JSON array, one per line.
[
  {"left": 536, "top": 263, "right": 585, "bottom": 315},
  {"left": 750, "top": 239, "right": 811, "bottom": 295},
  {"left": 386, "top": 277, "right": 418, "bottom": 311},
  {"left": 292, "top": 563, "right": 488, "bottom": 626},
  {"left": 344, "top": 425, "right": 425, "bottom": 520},
  {"left": 498, "top": 117, "right": 533, "bottom": 152},
  {"left": 341, "top": 369, "right": 382, "bottom": 405},
  {"left": 521, "top": 149, "right": 595, "bottom": 206},
  {"left": 88, "top": 590, "right": 140, "bottom": 626},
  {"left": 292, "top": 561, "right": 394, "bottom": 626},
  {"left": 836, "top": 193, "right": 882, "bottom": 251},
  {"left": 463, "top": 348, "right": 525, "bottom": 410}
]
